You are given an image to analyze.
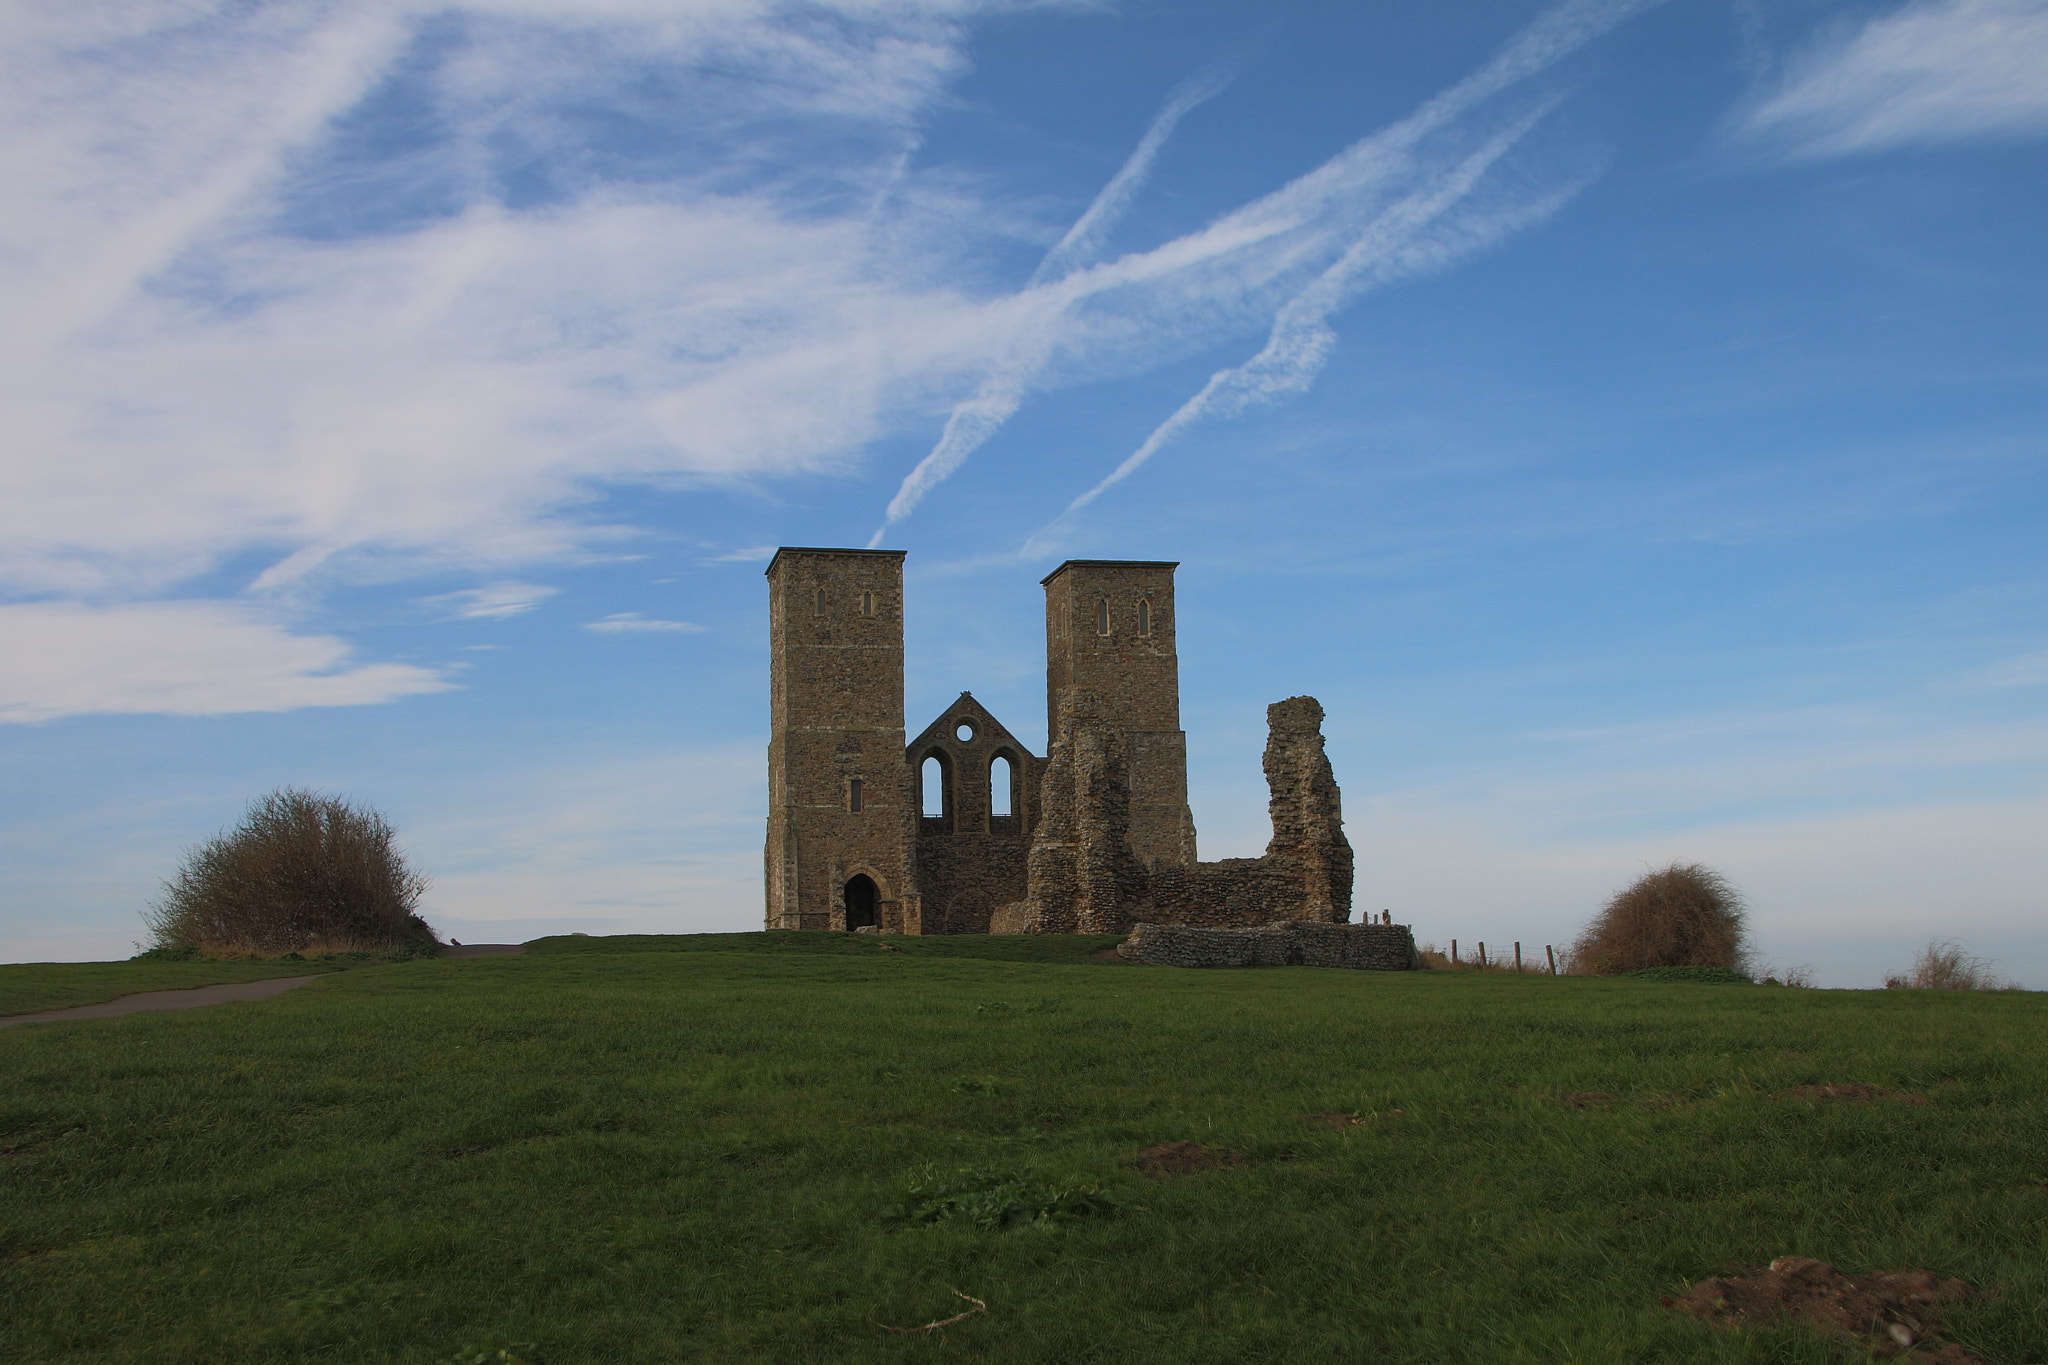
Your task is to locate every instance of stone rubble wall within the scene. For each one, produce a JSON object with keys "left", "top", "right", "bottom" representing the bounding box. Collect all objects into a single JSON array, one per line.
[{"left": 1117, "top": 920, "right": 1417, "bottom": 970}]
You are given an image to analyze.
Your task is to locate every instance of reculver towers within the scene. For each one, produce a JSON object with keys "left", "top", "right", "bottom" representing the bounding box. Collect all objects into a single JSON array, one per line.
[{"left": 763, "top": 549, "right": 1352, "bottom": 934}]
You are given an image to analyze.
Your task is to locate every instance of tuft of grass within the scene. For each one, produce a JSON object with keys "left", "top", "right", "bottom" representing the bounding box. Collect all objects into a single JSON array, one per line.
[{"left": 1, "top": 936, "right": 2043, "bottom": 1363}]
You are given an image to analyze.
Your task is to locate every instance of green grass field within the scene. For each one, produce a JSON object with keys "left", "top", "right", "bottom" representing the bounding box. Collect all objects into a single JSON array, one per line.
[{"left": 2, "top": 933, "right": 2043, "bottom": 1364}]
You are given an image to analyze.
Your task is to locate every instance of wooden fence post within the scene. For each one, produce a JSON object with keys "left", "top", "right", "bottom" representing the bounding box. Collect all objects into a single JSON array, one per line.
[
  {"left": 1546, "top": 944, "right": 1557, "bottom": 975},
  {"left": 1514, "top": 942, "right": 1523, "bottom": 973},
  {"left": 1479, "top": 942, "right": 1488, "bottom": 969},
  {"left": 1451, "top": 939, "right": 1458, "bottom": 965}
]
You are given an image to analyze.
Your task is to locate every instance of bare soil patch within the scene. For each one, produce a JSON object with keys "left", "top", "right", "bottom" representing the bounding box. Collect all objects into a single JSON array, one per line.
[
  {"left": 1555, "top": 1091, "right": 1617, "bottom": 1109},
  {"left": 1089, "top": 946, "right": 1134, "bottom": 963},
  {"left": 1132, "top": 1141, "right": 1244, "bottom": 1175},
  {"left": 1778, "top": 1084, "right": 1929, "bottom": 1105},
  {"left": 1674, "top": 1256, "right": 1978, "bottom": 1362}
]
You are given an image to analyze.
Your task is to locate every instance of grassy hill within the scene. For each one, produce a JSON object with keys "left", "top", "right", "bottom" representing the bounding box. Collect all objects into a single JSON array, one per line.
[{"left": 1, "top": 932, "right": 2042, "bottom": 1363}]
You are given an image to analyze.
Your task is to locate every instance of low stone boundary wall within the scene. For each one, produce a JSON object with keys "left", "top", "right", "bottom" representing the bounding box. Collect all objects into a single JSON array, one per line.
[{"left": 1117, "top": 920, "right": 1417, "bottom": 970}]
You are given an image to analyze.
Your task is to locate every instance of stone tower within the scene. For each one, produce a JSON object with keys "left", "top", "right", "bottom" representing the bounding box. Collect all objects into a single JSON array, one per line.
[
  {"left": 763, "top": 548, "right": 920, "bottom": 932},
  {"left": 1040, "top": 560, "right": 1197, "bottom": 869}
]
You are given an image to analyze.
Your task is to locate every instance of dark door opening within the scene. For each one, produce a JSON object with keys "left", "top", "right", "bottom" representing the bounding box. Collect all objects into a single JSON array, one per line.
[{"left": 844, "top": 874, "right": 880, "bottom": 930}]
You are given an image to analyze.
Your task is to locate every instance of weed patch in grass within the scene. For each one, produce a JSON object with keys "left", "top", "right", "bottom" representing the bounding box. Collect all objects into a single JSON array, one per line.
[{"left": 883, "top": 1165, "right": 1118, "bottom": 1231}]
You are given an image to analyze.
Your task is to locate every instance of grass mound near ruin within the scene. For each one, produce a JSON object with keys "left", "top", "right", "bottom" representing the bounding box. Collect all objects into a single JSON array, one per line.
[{"left": 1, "top": 940, "right": 2043, "bottom": 1363}]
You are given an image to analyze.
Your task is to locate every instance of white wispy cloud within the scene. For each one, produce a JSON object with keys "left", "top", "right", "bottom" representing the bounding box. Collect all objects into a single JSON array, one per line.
[
  {"left": 429, "top": 581, "right": 560, "bottom": 620},
  {"left": 1738, "top": 0, "right": 2048, "bottom": 156},
  {"left": 700, "top": 546, "right": 779, "bottom": 565},
  {"left": 583, "top": 613, "right": 705, "bottom": 634},
  {"left": 0, "top": 601, "right": 453, "bottom": 723},
  {"left": 0, "top": 0, "right": 1646, "bottom": 717},
  {"left": 1978, "top": 648, "right": 2048, "bottom": 687}
]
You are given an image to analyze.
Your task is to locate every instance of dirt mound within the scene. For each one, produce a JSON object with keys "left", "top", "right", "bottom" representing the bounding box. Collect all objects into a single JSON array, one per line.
[
  {"left": 1133, "top": 1141, "right": 1243, "bottom": 1175},
  {"left": 1777, "top": 1084, "right": 1929, "bottom": 1105},
  {"left": 1674, "top": 1256, "right": 1977, "bottom": 1362}
]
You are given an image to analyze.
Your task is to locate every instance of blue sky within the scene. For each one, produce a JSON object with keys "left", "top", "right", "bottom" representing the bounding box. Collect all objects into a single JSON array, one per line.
[{"left": 2, "top": 0, "right": 2043, "bottom": 987}]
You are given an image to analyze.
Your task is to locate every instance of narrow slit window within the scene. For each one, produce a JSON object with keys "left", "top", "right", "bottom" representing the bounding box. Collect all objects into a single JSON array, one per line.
[
  {"left": 848, "top": 777, "right": 863, "bottom": 813},
  {"left": 990, "top": 756, "right": 1014, "bottom": 817},
  {"left": 1137, "top": 598, "right": 1152, "bottom": 636},
  {"left": 921, "top": 756, "right": 945, "bottom": 817},
  {"left": 813, "top": 586, "right": 826, "bottom": 616},
  {"left": 860, "top": 590, "right": 876, "bottom": 617},
  {"left": 1095, "top": 598, "right": 1110, "bottom": 635}
]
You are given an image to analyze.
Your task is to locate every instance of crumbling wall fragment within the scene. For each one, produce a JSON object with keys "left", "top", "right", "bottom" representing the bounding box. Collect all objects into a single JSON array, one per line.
[
  {"left": 997, "top": 692, "right": 1355, "bottom": 934},
  {"left": 1117, "top": 920, "right": 1417, "bottom": 970}
]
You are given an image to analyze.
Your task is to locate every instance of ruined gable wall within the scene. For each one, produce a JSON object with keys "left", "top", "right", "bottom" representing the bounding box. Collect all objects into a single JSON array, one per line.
[{"left": 909, "top": 694, "right": 1043, "bottom": 934}]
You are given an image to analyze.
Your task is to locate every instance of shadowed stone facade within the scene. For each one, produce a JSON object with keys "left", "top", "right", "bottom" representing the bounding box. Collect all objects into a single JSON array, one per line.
[
  {"left": 764, "top": 549, "right": 1374, "bottom": 948},
  {"left": 763, "top": 548, "right": 920, "bottom": 933}
]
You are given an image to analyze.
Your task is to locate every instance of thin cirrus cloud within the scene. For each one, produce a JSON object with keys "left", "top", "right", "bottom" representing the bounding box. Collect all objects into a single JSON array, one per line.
[
  {"left": 429, "top": 582, "right": 561, "bottom": 620},
  {"left": 583, "top": 614, "right": 706, "bottom": 634},
  {"left": 878, "top": 0, "right": 1662, "bottom": 550},
  {"left": 0, "top": 601, "right": 453, "bottom": 724},
  {"left": 1737, "top": 0, "right": 2048, "bottom": 156}
]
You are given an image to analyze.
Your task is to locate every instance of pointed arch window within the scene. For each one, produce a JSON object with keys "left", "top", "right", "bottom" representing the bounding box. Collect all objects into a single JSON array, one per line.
[
  {"left": 848, "top": 777, "right": 863, "bottom": 813},
  {"left": 1137, "top": 598, "right": 1153, "bottom": 636},
  {"left": 921, "top": 755, "right": 946, "bottom": 817},
  {"left": 1095, "top": 598, "right": 1110, "bottom": 635},
  {"left": 860, "top": 590, "right": 876, "bottom": 617},
  {"left": 813, "top": 586, "right": 827, "bottom": 616}
]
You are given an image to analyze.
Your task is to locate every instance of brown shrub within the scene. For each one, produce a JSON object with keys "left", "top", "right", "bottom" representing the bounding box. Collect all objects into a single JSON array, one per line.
[
  {"left": 1883, "top": 938, "right": 2012, "bottom": 991},
  {"left": 1570, "top": 862, "right": 1748, "bottom": 976},
  {"left": 144, "top": 788, "right": 435, "bottom": 956}
]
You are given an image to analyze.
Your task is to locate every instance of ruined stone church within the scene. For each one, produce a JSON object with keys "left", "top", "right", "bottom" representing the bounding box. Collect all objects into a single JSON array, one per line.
[{"left": 763, "top": 548, "right": 1354, "bottom": 935}]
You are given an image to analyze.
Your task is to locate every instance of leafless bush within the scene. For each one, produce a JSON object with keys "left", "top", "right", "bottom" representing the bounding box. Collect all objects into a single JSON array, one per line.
[
  {"left": 1883, "top": 939, "right": 2012, "bottom": 992},
  {"left": 144, "top": 788, "right": 434, "bottom": 956},
  {"left": 1569, "top": 862, "right": 1749, "bottom": 976}
]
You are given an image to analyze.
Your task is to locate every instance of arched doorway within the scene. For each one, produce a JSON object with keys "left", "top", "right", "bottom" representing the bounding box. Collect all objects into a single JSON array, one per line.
[{"left": 843, "top": 874, "right": 880, "bottom": 930}]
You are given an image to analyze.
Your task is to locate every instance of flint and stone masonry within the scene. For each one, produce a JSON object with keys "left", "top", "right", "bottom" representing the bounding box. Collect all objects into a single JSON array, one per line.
[{"left": 763, "top": 548, "right": 1411, "bottom": 966}]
